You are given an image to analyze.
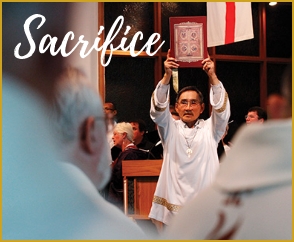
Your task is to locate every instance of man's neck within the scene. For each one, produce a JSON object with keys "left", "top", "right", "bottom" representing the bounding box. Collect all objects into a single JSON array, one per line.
[
  {"left": 134, "top": 136, "right": 143, "bottom": 145},
  {"left": 184, "top": 120, "right": 198, "bottom": 128}
]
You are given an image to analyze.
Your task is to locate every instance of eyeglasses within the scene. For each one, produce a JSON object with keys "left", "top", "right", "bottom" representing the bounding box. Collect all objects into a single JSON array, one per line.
[
  {"left": 245, "top": 114, "right": 258, "bottom": 119},
  {"left": 104, "top": 107, "right": 114, "bottom": 111},
  {"left": 178, "top": 99, "right": 202, "bottom": 107}
]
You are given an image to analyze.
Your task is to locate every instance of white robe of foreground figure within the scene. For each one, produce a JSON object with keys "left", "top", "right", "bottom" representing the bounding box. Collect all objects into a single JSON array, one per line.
[{"left": 164, "top": 120, "right": 292, "bottom": 239}]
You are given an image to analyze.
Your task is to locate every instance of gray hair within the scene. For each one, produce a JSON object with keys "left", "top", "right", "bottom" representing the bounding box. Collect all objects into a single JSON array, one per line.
[
  {"left": 113, "top": 122, "right": 134, "bottom": 142},
  {"left": 52, "top": 67, "right": 104, "bottom": 143}
]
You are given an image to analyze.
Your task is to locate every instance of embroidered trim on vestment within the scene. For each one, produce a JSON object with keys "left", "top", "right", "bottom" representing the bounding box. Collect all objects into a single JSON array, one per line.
[
  {"left": 215, "top": 92, "right": 228, "bottom": 113},
  {"left": 153, "top": 195, "right": 181, "bottom": 212},
  {"left": 152, "top": 92, "right": 167, "bottom": 112}
]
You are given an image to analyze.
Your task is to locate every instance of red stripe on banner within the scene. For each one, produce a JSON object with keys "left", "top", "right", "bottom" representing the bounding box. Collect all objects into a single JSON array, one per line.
[{"left": 225, "top": 2, "right": 236, "bottom": 44}]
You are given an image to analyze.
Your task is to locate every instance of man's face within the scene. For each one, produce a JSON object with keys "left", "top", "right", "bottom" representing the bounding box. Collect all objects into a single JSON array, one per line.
[
  {"left": 131, "top": 122, "right": 144, "bottom": 144},
  {"left": 175, "top": 91, "right": 204, "bottom": 127},
  {"left": 245, "top": 111, "right": 262, "bottom": 124},
  {"left": 266, "top": 95, "right": 286, "bottom": 119},
  {"left": 103, "top": 103, "right": 116, "bottom": 119}
]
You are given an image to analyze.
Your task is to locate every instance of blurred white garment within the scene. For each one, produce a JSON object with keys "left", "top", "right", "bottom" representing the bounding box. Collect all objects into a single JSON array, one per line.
[
  {"left": 107, "top": 121, "right": 116, "bottom": 148},
  {"left": 223, "top": 143, "right": 231, "bottom": 154},
  {"left": 164, "top": 120, "right": 292, "bottom": 239}
]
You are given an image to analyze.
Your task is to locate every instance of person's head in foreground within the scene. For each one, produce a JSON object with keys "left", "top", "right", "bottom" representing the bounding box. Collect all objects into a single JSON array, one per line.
[{"left": 52, "top": 67, "right": 111, "bottom": 190}]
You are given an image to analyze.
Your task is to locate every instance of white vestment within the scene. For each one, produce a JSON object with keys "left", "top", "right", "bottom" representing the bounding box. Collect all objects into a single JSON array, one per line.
[
  {"left": 149, "top": 81, "right": 230, "bottom": 225},
  {"left": 164, "top": 120, "right": 292, "bottom": 239},
  {"left": 107, "top": 121, "right": 116, "bottom": 148}
]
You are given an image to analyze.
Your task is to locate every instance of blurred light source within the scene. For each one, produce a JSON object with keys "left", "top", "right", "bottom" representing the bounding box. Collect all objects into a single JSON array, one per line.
[{"left": 269, "top": 2, "right": 277, "bottom": 6}]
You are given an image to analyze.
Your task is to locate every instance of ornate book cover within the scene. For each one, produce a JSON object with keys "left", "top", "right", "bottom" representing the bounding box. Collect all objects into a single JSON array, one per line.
[{"left": 170, "top": 16, "right": 208, "bottom": 68}]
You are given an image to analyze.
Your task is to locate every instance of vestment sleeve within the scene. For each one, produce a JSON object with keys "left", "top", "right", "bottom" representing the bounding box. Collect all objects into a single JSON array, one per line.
[
  {"left": 151, "top": 81, "right": 170, "bottom": 110},
  {"left": 210, "top": 81, "right": 230, "bottom": 143},
  {"left": 150, "top": 81, "right": 171, "bottom": 141}
]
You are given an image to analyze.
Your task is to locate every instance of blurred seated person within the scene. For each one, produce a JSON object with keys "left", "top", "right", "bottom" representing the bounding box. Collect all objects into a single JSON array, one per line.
[
  {"left": 104, "top": 102, "right": 117, "bottom": 148},
  {"left": 222, "top": 124, "right": 232, "bottom": 154},
  {"left": 111, "top": 145, "right": 122, "bottom": 162},
  {"left": 104, "top": 102, "right": 121, "bottom": 161},
  {"left": 169, "top": 105, "right": 180, "bottom": 120},
  {"left": 149, "top": 139, "right": 164, "bottom": 159},
  {"left": 245, "top": 106, "right": 267, "bottom": 125},
  {"left": 145, "top": 131, "right": 163, "bottom": 159},
  {"left": 130, "top": 119, "right": 155, "bottom": 154},
  {"left": 111, "top": 146, "right": 122, "bottom": 163},
  {"left": 266, "top": 93, "right": 286, "bottom": 119},
  {"left": 217, "top": 121, "right": 233, "bottom": 161},
  {"left": 216, "top": 123, "right": 228, "bottom": 162},
  {"left": 106, "top": 122, "right": 148, "bottom": 210}
]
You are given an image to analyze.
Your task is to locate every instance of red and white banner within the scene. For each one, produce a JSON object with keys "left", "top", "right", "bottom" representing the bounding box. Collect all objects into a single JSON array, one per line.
[{"left": 207, "top": 2, "right": 254, "bottom": 47}]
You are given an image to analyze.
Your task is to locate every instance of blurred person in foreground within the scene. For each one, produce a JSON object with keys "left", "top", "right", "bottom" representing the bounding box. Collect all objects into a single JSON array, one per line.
[
  {"left": 266, "top": 93, "right": 287, "bottom": 119},
  {"left": 2, "top": 3, "right": 145, "bottom": 239},
  {"left": 52, "top": 68, "right": 146, "bottom": 238},
  {"left": 164, "top": 65, "right": 292, "bottom": 240}
]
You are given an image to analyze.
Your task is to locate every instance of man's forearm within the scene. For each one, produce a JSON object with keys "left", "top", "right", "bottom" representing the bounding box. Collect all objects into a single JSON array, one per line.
[
  {"left": 211, "top": 82, "right": 223, "bottom": 104},
  {"left": 156, "top": 81, "right": 170, "bottom": 103},
  {"left": 209, "top": 73, "right": 220, "bottom": 86},
  {"left": 161, "top": 72, "right": 172, "bottom": 85}
]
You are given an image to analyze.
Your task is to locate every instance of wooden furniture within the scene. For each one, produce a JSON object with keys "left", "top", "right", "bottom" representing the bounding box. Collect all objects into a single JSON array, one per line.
[{"left": 122, "top": 159, "right": 163, "bottom": 220}]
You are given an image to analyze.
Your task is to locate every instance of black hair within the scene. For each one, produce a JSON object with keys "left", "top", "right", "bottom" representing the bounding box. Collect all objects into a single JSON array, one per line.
[
  {"left": 176, "top": 86, "right": 204, "bottom": 103},
  {"left": 130, "top": 119, "right": 146, "bottom": 132},
  {"left": 104, "top": 102, "right": 116, "bottom": 111},
  {"left": 248, "top": 106, "right": 268, "bottom": 121}
]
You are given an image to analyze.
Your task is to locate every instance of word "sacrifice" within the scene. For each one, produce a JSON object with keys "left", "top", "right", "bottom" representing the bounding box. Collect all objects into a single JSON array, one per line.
[{"left": 14, "top": 14, "right": 165, "bottom": 66}]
